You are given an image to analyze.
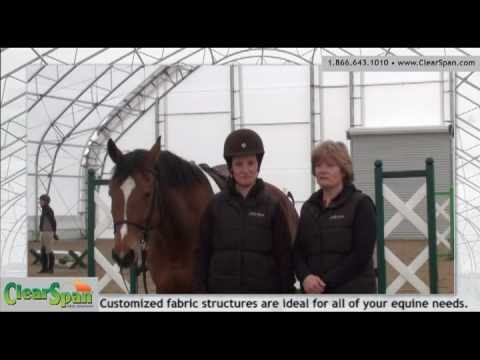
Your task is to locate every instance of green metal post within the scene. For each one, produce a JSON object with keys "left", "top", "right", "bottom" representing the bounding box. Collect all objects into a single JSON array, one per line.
[
  {"left": 375, "top": 160, "right": 386, "bottom": 294},
  {"left": 130, "top": 265, "right": 138, "bottom": 294},
  {"left": 426, "top": 158, "right": 439, "bottom": 294},
  {"left": 87, "top": 169, "right": 96, "bottom": 277},
  {"left": 449, "top": 186, "right": 455, "bottom": 258}
]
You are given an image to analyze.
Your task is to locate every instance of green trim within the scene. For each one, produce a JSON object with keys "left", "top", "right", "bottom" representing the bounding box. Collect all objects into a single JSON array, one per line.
[
  {"left": 374, "top": 158, "right": 439, "bottom": 294},
  {"left": 130, "top": 266, "right": 138, "bottom": 294},
  {"left": 425, "top": 158, "right": 438, "bottom": 294},
  {"left": 87, "top": 169, "right": 96, "bottom": 277},
  {"left": 449, "top": 186, "right": 455, "bottom": 258},
  {"left": 94, "top": 179, "right": 110, "bottom": 186},
  {"left": 383, "top": 170, "right": 427, "bottom": 178},
  {"left": 375, "top": 160, "right": 386, "bottom": 294}
]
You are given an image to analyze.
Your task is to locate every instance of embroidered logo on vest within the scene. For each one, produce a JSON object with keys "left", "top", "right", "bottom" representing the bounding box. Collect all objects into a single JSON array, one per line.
[
  {"left": 329, "top": 214, "right": 345, "bottom": 220},
  {"left": 248, "top": 211, "right": 265, "bottom": 217}
]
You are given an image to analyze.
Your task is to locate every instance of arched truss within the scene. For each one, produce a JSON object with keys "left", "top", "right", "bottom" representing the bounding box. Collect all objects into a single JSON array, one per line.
[{"left": 1, "top": 47, "right": 479, "bottom": 273}]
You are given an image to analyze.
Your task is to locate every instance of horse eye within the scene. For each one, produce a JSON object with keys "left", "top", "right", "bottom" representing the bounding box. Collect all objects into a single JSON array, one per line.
[{"left": 145, "top": 192, "right": 151, "bottom": 198}]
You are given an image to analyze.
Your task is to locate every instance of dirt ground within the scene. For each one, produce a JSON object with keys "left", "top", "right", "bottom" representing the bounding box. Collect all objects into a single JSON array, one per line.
[
  {"left": 28, "top": 238, "right": 156, "bottom": 294},
  {"left": 385, "top": 240, "right": 454, "bottom": 294},
  {"left": 28, "top": 238, "right": 454, "bottom": 294}
]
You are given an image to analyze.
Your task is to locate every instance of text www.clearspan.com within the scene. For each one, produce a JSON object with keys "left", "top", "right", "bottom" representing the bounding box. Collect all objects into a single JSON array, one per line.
[{"left": 396, "top": 59, "right": 476, "bottom": 67}]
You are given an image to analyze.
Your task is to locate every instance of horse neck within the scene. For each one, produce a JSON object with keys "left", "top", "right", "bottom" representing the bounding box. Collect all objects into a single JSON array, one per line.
[{"left": 154, "top": 180, "right": 212, "bottom": 247}]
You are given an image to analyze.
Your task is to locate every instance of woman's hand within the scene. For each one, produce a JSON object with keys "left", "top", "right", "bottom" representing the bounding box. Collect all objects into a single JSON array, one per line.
[{"left": 303, "top": 274, "right": 326, "bottom": 293}]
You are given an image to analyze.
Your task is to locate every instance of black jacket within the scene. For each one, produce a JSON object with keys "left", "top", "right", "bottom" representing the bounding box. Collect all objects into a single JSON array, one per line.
[
  {"left": 39, "top": 205, "right": 57, "bottom": 233},
  {"left": 294, "top": 184, "right": 377, "bottom": 294},
  {"left": 193, "top": 177, "right": 295, "bottom": 293}
]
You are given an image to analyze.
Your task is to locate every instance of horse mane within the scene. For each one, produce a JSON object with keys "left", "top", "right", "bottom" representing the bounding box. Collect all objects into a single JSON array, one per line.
[
  {"left": 154, "top": 150, "right": 206, "bottom": 189},
  {"left": 112, "top": 149, "right": 206, "bottom": 188},
  {"left": 154, "top": 151, "right": 209, "bottom": 242}
]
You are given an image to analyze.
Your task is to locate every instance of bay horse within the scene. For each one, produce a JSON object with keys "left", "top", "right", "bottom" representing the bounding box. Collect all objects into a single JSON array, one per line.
[{"left": 107, "top": 137, "right": 299, "bottom": 293}]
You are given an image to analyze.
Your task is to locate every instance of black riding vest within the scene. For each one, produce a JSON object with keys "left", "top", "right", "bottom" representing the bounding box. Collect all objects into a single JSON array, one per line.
[
  {"left": 300, "top": 186, "right": 376, "bottom": 293},
  {"left": 207, "top": 178, "right": 280, "bottom": 293}
]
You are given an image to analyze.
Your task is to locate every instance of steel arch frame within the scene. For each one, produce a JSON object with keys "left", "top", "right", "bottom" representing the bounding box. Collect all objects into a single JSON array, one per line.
[{"left": 1, "top": 47, "right": 480, "bottom": 275}]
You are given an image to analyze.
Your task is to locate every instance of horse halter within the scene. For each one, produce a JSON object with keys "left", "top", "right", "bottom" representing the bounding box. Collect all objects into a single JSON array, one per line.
[
  {"left": 112, "top": 169, "right": 158, "bottom": 242},
  {"left": 113, "top": 221, "right": 151, "bottom": 240},
  {"left": 112, "top": 169, "right": 158, "bottom": 294}
]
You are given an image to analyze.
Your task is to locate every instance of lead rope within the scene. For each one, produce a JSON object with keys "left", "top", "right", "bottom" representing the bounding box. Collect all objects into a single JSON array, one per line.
[
  {"left": 140, "top": 170, "right": 158, "bottom": 295},
  {"left": 119, "top": 266, "right": 130, "bottom": 294},
  {"left": 114, "top": 169, "right": 157, "bottom": 295},
  {"left": 137, "top": 236, "right": 148, "bottom": 294}
]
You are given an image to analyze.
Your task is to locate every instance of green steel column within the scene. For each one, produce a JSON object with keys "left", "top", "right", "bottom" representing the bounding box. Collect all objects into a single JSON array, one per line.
[
  {"left": 229, "top": 64, "right": 235, "bottom": 132},
  {"left": 310, "top": 64, "right": 316, "bottom": 194},
  {"left": 130, "top": 265, "right": 138, "bottom": 294},
  {"left": 375, "top": 160, "right": 386, "bottom": 294},
  {"left": 87, "top": 169, "right": 96, "bottom": 277},
  {"left": 426, "top": 158, "right": 438, "bottom": 294},
  {"left": 449, "top": 186, "right": 455, "bottom": 258}
]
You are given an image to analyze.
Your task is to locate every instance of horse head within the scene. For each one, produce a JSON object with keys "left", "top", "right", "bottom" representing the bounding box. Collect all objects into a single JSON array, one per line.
[{"left": 107, "top": 137, "right": 161, "bottom": 269}]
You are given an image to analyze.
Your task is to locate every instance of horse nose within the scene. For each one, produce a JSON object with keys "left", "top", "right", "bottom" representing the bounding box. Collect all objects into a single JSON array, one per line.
[{"left": 112, "top": 248, "right": 136, "bottom": 268}]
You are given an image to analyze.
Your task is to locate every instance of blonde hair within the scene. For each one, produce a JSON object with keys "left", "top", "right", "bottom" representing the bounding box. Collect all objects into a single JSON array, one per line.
[{"left": 311, "top": 140, "right": 354, "bottom": 185}]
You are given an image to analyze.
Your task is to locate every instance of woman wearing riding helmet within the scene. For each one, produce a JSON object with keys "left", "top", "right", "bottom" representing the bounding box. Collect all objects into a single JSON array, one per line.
[{"left": 193, "top": 129, "right": 294, "bottom": 293}]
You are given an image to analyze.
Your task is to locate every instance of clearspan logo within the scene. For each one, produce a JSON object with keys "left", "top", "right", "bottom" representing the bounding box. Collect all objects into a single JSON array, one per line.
[{"left": 3, "top": 280, "right": 94, "bottom": 308}]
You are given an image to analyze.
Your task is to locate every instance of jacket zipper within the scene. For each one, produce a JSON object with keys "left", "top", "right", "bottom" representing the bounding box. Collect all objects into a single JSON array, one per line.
[{"left": 240, "top": 202, "right": 246, "bottom": 289}]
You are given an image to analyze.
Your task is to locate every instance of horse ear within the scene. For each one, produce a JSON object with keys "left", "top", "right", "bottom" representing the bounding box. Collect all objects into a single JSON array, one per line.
[
  {"left": 148, "top": 136, "right": 161, "bottom": 163},
  {"left": 107, "top": 138, "right": 123, "bottom": 164}
]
